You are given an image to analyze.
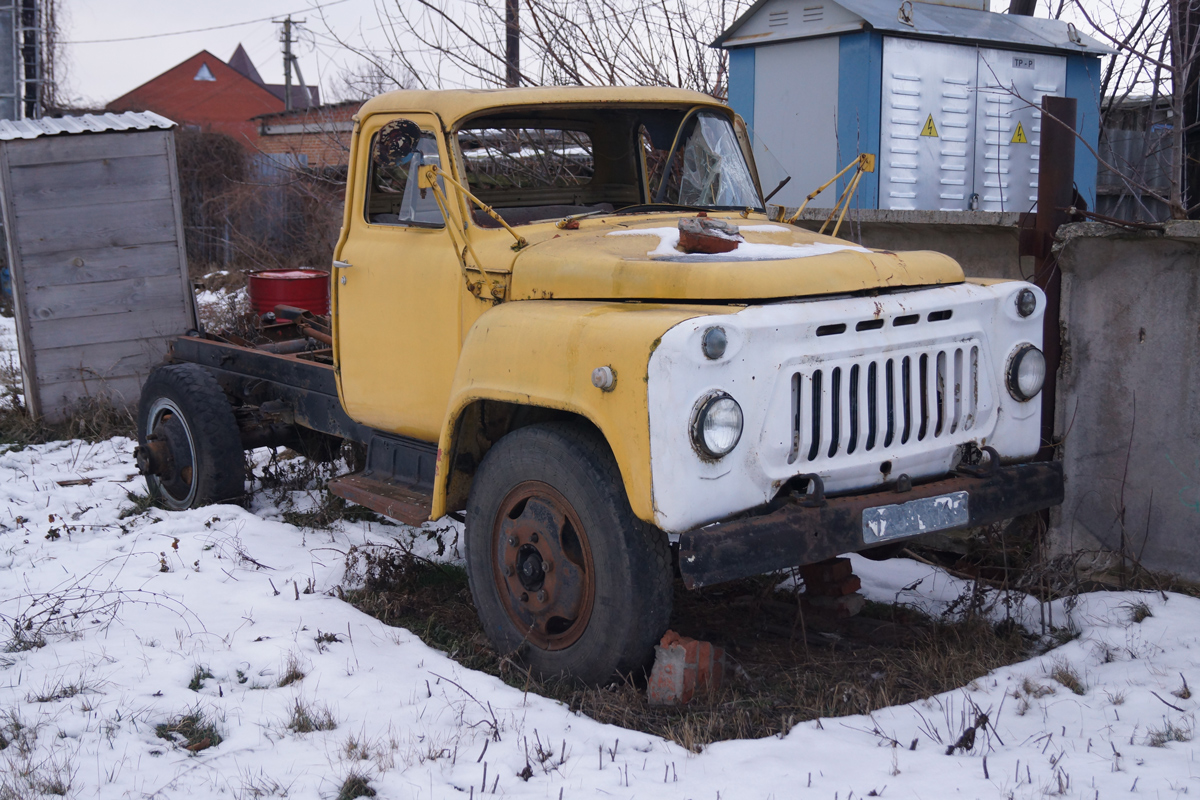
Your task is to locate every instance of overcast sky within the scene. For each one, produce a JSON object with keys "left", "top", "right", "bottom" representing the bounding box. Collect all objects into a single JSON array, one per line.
[{"left": 60, "top": 0, "right": 382, "bottom": 107}]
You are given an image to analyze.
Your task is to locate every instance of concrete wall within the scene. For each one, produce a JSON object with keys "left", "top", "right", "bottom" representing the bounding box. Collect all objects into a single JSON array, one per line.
[
  {"left": 785, "top": 207, "right": 1031, "bottom": 281},
  {"left": 1052, "top": 221, "right": 1200, "bottom": 579}
]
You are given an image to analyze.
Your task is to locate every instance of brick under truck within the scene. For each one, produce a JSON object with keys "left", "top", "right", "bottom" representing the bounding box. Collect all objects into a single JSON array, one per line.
[{"left": 135, "top": 87, "right": 1064, "bottom": 685}]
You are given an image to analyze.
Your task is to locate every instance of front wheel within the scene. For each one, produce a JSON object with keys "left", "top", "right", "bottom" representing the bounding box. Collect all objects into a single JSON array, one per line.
[
  {"left": 465, "top": 422, "right": 672, "bottom": 685},
  {"left": 136, "top": 364, "right": 245, "bottom": 510}
]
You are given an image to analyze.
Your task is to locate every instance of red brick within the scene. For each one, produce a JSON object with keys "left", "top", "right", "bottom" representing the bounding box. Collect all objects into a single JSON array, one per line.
[
  {"left": 799, "top": 557, "right": 853, "bottom": 585},
  {"left": 804, "top": 575, "right": 863, "bottom": 597},
  {"left": 647, "top": 630, "right": 726, "bottom": 706}
]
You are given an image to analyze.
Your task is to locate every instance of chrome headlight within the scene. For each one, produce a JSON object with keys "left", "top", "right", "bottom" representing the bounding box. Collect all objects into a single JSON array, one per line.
[
  {"left": 691, "top": 393, "right": 743, "bottom": 458},
  {"left": 1007, "top": 344, "right": 1045, "bottom": 401},
  {"left": 1016, "top": 288, "right": 1037, "bottom": 318}
]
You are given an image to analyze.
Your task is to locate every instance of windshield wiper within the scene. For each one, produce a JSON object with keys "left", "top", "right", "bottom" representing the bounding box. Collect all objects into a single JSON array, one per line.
[{"left": 763, "top": 176, "right": 791, "bottom": 204}]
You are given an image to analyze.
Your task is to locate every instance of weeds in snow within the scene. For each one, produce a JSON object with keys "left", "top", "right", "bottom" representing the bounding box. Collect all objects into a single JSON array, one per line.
[
  {"left": 287, "top": 698, "right": 338, "bottom": 733},
  {"left": 235, "top": 769, "right": 294, "bottom": 799},
  {"left": 188, "top": 665, "right": 215, "bottom": 692},
  {"left": 0, "top": 751, "right": 75, "bottom": 799},
  {"left": 156, "top": 709, "right": 223, "bottom": 753},
  {"left": 1048, "top": 659, "right": 1086, "bottom": 695},
  {"left": 28, "top": 675, "right": 94, "bottom": 704},
  {"left": 278, "top": 652, "right": 307, "bottom": 687},
  {"left": 1146, "top": 718, "right": 1192, "bottom": 747},
  {"left": 117, "top": 491, "right": 157, "bottom": 520},
  {"left": 1010, "top": 678, "right": 1055, "bottom": 716},
  {"left": 1124, "top": 600, "right": 1153, "bottom": 623},
  {"left": 335, "top": 772, "right": 376, "bottom": 800}
]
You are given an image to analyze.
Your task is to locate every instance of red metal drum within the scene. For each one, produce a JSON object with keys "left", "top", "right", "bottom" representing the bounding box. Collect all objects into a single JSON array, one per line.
[{"left": 247, "top": 269, "right": 330, "bottom": 316}]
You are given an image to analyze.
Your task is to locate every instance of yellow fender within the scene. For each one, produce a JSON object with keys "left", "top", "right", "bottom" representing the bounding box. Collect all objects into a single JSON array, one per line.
[{"left": 431, "top": 300, "right": 734, "bottom": 522}]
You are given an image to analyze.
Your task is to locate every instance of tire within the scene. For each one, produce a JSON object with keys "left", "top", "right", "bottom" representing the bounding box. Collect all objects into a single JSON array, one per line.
[
  {"left": 136, "top": 363, "right": 245, "bottom": 510},
  {"left": 465, "top": 422, "right": 673, "bottom": 685}
]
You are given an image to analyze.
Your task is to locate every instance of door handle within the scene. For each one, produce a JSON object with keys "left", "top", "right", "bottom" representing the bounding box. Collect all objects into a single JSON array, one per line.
[{"left": 334, "top": 260, "right": 353, "bottom": 269}]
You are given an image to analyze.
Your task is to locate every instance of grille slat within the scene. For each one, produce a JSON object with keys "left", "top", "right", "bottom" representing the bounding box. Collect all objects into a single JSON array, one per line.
[{"left": 788, "top": 342, "right": 983, "bottom": 467}]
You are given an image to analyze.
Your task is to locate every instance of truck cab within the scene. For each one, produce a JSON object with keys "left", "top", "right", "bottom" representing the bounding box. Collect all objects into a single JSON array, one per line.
[{"left": 137, "top": 87, "right": 1063, "bottom": 685}]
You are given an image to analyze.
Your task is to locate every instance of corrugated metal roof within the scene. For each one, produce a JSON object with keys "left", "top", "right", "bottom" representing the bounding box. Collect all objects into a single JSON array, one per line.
[
  {"left": 0, "top": 111, "right": 176, "bottom": 141},
  {"left": 715, "top": 0, "right": 1111, "bottom": 54}
]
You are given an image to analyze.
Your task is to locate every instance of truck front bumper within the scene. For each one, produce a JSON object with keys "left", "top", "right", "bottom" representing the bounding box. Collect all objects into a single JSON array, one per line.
[{"left": 677, "top": 461, "right": 1064, "bottom": 589}]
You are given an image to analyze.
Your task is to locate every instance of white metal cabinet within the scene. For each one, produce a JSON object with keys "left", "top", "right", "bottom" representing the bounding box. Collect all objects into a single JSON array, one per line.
[{"left": 878, "top": 37, "right": 1066, "bottom": 213}]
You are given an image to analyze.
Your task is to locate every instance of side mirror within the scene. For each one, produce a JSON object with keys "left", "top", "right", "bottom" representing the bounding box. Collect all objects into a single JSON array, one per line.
[{"left": 374, "top": 119, "right": 422, "bottom": 168}]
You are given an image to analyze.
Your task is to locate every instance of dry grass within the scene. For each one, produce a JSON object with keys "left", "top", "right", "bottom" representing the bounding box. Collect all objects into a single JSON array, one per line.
[
  {"left": 155, "top": 709, "right": 223, "bottom": 753},
  {"left": 343, "top": 544, "right": 1034, "bottom": 751},
  {"left": 336, "top": 772, "right": 376, "bottom": 800},
  {"left": 1146, "top": 719, "right": 1192, "bottom": 747},
  {"left": 1124, "top": 600, "right": 1153, "bottom": 623},
  {"left": 28, "top": 676, "right": 93, "bottom": 704},
  {"left": 287, "top": 698, "right": 338, "bottom": 733},
  {"left": 0, "top": 394, "right": 134, "bottom": 452},
  {"left": 1048, "top": 659, "right": 1086, "bottom": 695},
  {"left": 278, "top": 652, "right": 306, "bottom": 688}
]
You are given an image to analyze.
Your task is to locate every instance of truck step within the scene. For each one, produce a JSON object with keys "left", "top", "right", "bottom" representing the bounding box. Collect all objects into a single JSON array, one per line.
[{"left": 326, "top": 473, "right": 432, "bottom": 526}]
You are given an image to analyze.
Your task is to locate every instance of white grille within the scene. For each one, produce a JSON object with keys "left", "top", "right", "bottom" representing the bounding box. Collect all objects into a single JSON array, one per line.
[{"left": 787, "top": 343, "right": 981, "bottom": 465}]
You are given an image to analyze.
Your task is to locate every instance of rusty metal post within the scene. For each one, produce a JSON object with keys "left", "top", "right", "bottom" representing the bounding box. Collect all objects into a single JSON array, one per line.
[{"left": 1032, "top": 95, "right": 1077, "bottom": 460}]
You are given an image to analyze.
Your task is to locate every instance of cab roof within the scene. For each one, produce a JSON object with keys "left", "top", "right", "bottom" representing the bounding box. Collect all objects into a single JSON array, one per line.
[{"left": 356, "top": 85, "right": 729, "bottom": 124}]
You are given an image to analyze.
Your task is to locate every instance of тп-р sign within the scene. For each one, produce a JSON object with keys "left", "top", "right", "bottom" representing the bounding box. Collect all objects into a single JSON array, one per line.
[{"left": 1013, "top": 56, "right": 1035, "bottom": 70}]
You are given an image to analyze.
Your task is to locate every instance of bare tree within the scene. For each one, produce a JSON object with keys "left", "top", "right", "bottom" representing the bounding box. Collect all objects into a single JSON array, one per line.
[
  {"left": 320, "top": 0, "right": 749, "bottom": 99},
  {"left": 332, "top": 58, "right": 418, "bottom": 102},
  {"left": 1072, "top": 0, "right": 1199, "bottom": 219}
]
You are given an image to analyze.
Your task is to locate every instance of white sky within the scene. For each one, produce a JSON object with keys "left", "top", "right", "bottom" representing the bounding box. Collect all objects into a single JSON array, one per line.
[
  {"left": 59, "top": 0, "right": 1111, "bottom": 109},
  {"left": 59, "top": 0, "right": 384, "bottom": 107}
]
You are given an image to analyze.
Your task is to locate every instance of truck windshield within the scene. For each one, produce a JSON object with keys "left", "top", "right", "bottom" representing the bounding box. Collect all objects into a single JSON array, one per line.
[
  {"left": 454, "top": 105, "right": 762, "bottom": 227},
  {"left": 649, "top": 112, "right": 762, "bottom": 210}
]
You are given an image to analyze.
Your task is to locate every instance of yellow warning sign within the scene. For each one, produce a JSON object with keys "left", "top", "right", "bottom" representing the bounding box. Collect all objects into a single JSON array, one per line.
[
  {"left": 1011, "top": 122, "right": 1028, "bottom": 144},
  {"left": 920, "top": 114, "right": 938, "bottom": 137}
]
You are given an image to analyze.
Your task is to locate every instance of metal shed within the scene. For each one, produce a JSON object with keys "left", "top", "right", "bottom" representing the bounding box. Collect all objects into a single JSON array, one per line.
[
  {"left": 716, "top": 0, "right": 1110, "bottom": 212},
  {"left": 0, "top": 111, "right": 196, "bottom": 421}
]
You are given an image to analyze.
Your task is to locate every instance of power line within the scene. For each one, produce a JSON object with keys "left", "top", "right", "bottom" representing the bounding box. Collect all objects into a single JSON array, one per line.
[{"left": 61, "top": 0, "right": 351, "bottom": 45}]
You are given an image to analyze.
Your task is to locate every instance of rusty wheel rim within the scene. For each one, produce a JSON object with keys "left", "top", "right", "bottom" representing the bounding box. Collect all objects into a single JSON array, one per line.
[
  {"left": 146, "top": 397, "right": 197, "bottom": 508},
  {"left": 491, "top": 481, "right": 595, "bottom": 651}
]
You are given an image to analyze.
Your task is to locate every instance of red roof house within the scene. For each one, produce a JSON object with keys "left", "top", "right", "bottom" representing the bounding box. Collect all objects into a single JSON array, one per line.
[{"left": 107, "top": 46, "right": 318, "bottom": 147}]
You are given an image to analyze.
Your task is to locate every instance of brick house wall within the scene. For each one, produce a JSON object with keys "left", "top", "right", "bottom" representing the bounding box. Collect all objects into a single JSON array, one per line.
[{"left": 256, "top": 101, "right": 361, "bottom": 172}]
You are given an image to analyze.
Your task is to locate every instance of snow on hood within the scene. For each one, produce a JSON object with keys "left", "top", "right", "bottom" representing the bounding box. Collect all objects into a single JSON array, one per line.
[{"left": 609, "top": 224, "right": 872, "bottom": 261}]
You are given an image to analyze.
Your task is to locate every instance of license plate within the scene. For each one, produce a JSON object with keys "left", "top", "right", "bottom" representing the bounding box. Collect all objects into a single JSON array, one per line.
[{"left": 862, "top": 491, "right": 969, "bottom": 544}]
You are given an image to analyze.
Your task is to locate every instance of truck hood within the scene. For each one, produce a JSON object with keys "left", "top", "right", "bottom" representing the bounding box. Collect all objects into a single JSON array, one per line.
[{"left": 507, "top": 217, "right": 964, "bottom": 301}]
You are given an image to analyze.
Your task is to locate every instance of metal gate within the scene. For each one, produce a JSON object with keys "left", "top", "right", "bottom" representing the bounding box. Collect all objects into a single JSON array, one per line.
[{"left": 879, "top": 38, "right": 1066, "bottom": 213}]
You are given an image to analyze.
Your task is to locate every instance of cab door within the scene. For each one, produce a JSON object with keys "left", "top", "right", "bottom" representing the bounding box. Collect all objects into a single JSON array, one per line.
[{"left": 334, "top": 112, "right": 465, "bottom": 441}]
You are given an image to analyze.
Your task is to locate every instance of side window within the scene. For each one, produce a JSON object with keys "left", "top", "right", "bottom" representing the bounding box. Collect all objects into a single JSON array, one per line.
[{"left": 364, "top": 120, "right": 444, "bottom": 227}]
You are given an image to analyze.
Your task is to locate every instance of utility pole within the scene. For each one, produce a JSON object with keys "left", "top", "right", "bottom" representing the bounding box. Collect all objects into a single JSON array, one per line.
[
  {"left": 505, "top": 0, "right": 519, "bottom": 87},
  {"left": 273, "top": 14, "right": 309, "bottom": 111}
]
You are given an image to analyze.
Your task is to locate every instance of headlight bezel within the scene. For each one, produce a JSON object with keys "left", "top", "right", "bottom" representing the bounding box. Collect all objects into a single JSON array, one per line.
[
  {"left": 690, "top": 392, "right": 743, "bottom": 459},
  {"left": 1006, "top": 343, "right": 1046, "bottom": 402}
]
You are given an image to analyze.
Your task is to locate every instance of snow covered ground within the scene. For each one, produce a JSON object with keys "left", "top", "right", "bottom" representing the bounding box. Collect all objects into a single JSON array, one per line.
[
  {"left": 1, "top": 314, "right": 1198, "bottom": 799},
  {"left": 2, "top": 441, "right": 1198, "bottom": 799}
]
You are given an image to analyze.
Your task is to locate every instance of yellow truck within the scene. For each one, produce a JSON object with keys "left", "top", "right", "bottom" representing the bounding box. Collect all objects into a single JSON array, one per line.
[{"left": 136, "top": 87, "right": 1063, "bottom": 684}]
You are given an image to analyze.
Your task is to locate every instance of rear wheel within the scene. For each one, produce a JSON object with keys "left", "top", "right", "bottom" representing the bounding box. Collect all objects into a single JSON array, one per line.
[
  {"left": 136, "top": 364, "right": 245, "bottom": 510},
  {"left": 465, "top": 422, "right": 672, "bottom": 685}
]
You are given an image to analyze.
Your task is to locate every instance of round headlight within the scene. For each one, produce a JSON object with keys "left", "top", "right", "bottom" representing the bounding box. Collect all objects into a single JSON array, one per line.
[
  {"left": 1007, "top": 344, "right": 1046, "bottom": 401},
  {"left": 701, "top": 326, "right": 727, "bottom": 360},
  {"left": 1016, "top": 288, "right": 1037, "bottom": 318},
  {"left": 692, "top": 394, "right": 743, "bottom": 458}
]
